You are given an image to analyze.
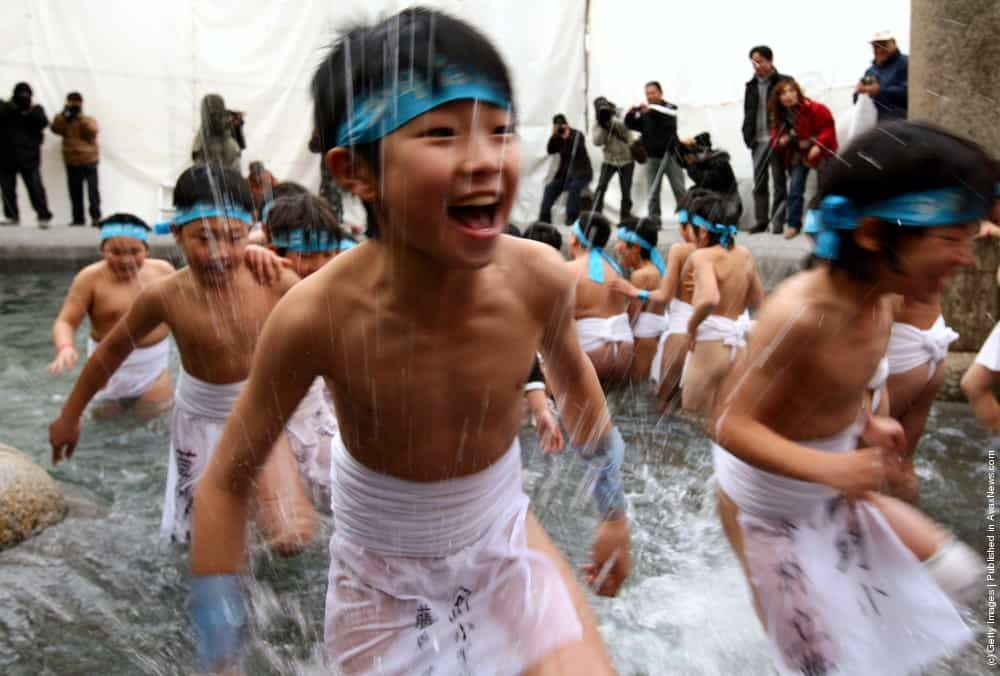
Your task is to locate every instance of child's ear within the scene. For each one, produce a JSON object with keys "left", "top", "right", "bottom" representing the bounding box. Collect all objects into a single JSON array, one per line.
[
  {"left": 326, "top": 147, "right": 377, "bottom": 202},
  {"left": 170, "top": 224, "right": 183, "bottom": 244},
  {"left": 852, "top": 216, "right": 884, "bottom": 253}
]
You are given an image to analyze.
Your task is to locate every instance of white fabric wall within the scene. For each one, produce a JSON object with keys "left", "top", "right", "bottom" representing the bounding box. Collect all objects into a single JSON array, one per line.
[{"left": 0, "top": 0, "right": 906, "bottom": 227}]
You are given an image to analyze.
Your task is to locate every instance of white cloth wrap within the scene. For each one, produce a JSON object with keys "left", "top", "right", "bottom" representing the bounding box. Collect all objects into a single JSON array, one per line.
[
  {"left": 324, "top": 434, "right": 582, "bottom": 675},
  {"left": 695, "top": 312, "right": 753, "bottom": 356},
  {"left": 575, "top": 313, "right": 634, "bottom": 353},
  {"left": 712, "top": 417, "right": 972, "bottom": 675},
  {"left": 666, "top": 298, "right": 693, "bottom": 336},
  {"left": 633, "top": 311, "right": 668, "bottom": 339},
  {"left": 87, "top": 336, "right": 169, "bottom": 402},
  {"left": 285, "top": 377, "right": 338, "bottom": 500},
  {"left": 868, "top": 355, "right": 890, "bottom": 411},
  {"left": 976, "top": 321, "right": 1000, "bottom": 371},
  {"left": 887, "top": 316, "right": 958, "bottom": 380},
  {"left": 160, "top": 368, "right": 244, "bottom": 543}
]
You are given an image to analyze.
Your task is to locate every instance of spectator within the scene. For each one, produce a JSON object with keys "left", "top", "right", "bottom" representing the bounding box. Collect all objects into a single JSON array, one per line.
[
  {"left": 0, "top": 82, "right": 52, "bottom": 227},
  {"left": 855, "top": 30, "right": 908, "bottom": 122},
  {"left": 191, "top": 93, "right": 243, "bottom": 172},
  {"left": 768, "top": 78, "right": 838, "bottom": 239},
  {"left": 742, "top": 46, "right": 792, "bottom": 234},
  {"left": 538, "top": 113, "right": 593, "bottom": 225},
  {"left": 591, "top": 97, "right": 635, "bottom": 220},
  {"left": 677, "top": 133, "right": 739, "bottom": 199},
  {"left": 50, "top": 91, "right": 100, "bottom": 226},
  {"left": 625, "top": 81, "right": 685, "bottom": 218},
  {"left": 247, "top": 161, "right": 279, "bottom": 212}
]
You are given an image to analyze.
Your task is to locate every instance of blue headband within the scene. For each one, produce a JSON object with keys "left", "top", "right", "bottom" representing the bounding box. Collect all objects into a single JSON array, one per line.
[
  {"left": 270, "top": 228, "right": 339, "bottom": 253},
  {"left": 676, "top": 209, "right": 689, "bottom": 225},
  {"left": 154, "top": 203, "right": 255, "bottom": 234},
  {"left": 813, "top": 186, "right": 989, "bottom": 260},
  {"left": 338, "top": 237, "right": 357, "bottom": 251},
  {"left": 572, "top": 221, "right": 621, "bottom": 283},
  {"left": 691, "top": 214, "right": 738, "bottom": 247},
  {"left": 100, "top": 222, "right": 149, "bottom": 243},
  {"left": 335, "top": 65, "right": 511, "bottom": 147},
  {"left": 803, "top": 209, "right": 823, "bottom": 235},
  {"left": 616, "top": 227, "right": 666, "bottom": 276}
]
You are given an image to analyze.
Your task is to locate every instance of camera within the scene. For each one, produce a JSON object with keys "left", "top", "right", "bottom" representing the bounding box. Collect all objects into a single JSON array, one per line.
[
  {"left": 861, "top": 76, "right": 875, "bottom": 86},
  {"left": 594, "top": 97, "right": 616, "bottom": 127}
]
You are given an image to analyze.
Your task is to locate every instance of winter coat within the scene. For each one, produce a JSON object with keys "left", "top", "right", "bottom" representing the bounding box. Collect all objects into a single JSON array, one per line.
[
  {"left": 592, "top": 118, "right": 634, "bottom": 167},
  {"left": 546, "top": 128, "right": 593, "bottom": 183},
  {"left": 0, "top": 100, "right": 48, "bottom": 168},
  {"left": 50, "top": 112, "right": 99, "bottom": 165},
  {"left": 769, "top": 98, "right": 838, "bottom": 168},
  {"left": 742, "top": 69, "right": 791, "bottom": 148},
  {"left": 624, "top": 101, "right": 678, "bottom": 158},
  {"left": 686, "top": 150, "right": 738, "bottom": 196},
  {"left": 856, "top": 50, "right": 908, "bottom": 121}
]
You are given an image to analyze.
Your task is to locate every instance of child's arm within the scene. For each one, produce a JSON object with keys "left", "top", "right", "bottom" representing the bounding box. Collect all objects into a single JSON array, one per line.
[
  {"left": 686, "top": 253, "right": 718, "bottom": 338},
  {"left": 962, "top": 363, "right": 1000, "bottom": 432},
  {"left": 244, "top": 244, "right": 292, "bottom": 286},
  {"left": 626, "top": 267, "right": 659, "bottom": 320},
  {"left": 48, "top": 280, "right": 171, "bottom": 462},
  {"left": 48, "top": 268, "right": 94, "bottom": 374},
  {"left": 746, "top": 255, "right": 766, "bottom": 311}
]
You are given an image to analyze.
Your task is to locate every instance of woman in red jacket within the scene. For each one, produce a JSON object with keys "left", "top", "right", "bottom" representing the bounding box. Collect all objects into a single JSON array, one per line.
[{"left": 768, "top": 78, "right": 838, "bottom": 239}]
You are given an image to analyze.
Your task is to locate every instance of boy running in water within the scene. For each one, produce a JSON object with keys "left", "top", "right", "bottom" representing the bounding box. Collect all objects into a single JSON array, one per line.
[
  {"left": 49, "top": 165, "right": 316, "bottom": 551},
  {"left": 189, "top": 9, "right": 629, "bottom": 675},
  {"left": 712, "top": 121, "right": 988, "bottom": 675},
  {"left": 48, "top": 214, "right": 174, "bottom": 418}
]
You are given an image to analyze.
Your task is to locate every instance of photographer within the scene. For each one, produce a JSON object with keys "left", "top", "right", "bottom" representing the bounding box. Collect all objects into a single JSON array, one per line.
[
  {"left": 0, "top": 82, "right": 52, "bottom": 226},
  {"left": 191, "top": 93, "right": 243, "bottom": 172},
  {"left": 538, "top": 113, "right": 592, "bottom": 225},
  {"left": 677, "top": 133, "right": 738, "bottom": 198},
  {"left": 854, "top": 30, "right": 908, "bottom": 122},
  {"left": 591, "top": 97, "right": 635, "bottom": 220},
  {"left": 50, "top": 92, "right": 100, "bottom": 225},
  {"left": 624, "top": 81, "right": 685, "bottom": 218}
]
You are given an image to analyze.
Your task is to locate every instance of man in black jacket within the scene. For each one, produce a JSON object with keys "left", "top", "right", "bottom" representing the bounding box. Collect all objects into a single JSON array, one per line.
[
  {"left": 625, "top": 81, "right": 685, "bottom": 219},
  {"left": 742, "top": 46, "right": 790, "bottom": 234},
  {"left": 538, "top": 114, "right": 593, "bottom": 225},
  {"left": 0, "top": 82, "right": 52, "bottom": 226}
]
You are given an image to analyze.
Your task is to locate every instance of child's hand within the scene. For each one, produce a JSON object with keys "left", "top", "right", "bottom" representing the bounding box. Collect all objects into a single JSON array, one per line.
[
  {"left": 821, "top": 449, "right": 886, "bottom": 500},
  {"left": 244, "top": 245, "right": 290, "bottom": 286},
  {"left": 582, "top": 517, "right": 631, "bottom": 597},
  {"left": 862, "top": 414, "right": 906, "bottom": 456},
  {"left": 533, "top": 406, "right": 564, "bottom": 454},
  {"left": 47, "top": 346, "right": 79, "bottom": 375},
  {"left": 49, "top": 414, "right": 81, "bottom": 464},
  {"left": 607, "top": 277, "right": 638, "bottom": 299}
]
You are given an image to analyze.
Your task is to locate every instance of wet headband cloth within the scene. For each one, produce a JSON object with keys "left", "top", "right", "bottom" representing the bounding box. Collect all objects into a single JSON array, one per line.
[
  {"left": 813, "top": 186, "right": 989, "bottom": 260},
  {"left": 154, "top": 204, "right": 255, "bottom": 234},
  {"left": 677, "top": 209, "right": 690, "bottom": 225},
  {"left": 572, "top": 221, "right": 621, "bottom": 283},
  {"left": 335, "top": 65, "right": 511, "bottom": 147},
  {"left": 616, "top": 227, "right": 666, "bottom": 276},
  {"left": 691, "top": 214, "right": 739, "bottom": 247},
  {"left": 100, "top": 222, "right": 149, "bottom": 243},
  {"left": 270, "top": 228, "right": 340, "bottom": 253}
]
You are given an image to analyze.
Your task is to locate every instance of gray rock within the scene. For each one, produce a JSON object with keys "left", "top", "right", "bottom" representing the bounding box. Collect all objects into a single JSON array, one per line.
[{"left": 0, "top": 443, "right": 66, "bottom": 549}]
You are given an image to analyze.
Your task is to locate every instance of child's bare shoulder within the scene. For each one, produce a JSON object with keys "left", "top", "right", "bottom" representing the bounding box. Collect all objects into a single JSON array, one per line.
[
  {"left": 632, "top": 265, "right": 659, "bottom": 289},
  {"left": 144, "top": 258, "right": 177, "bottom": 275},
  {"left": 753, "top": 274, "right": 832, "bottom": 345},
  {"left": 72, "top": 261, "right": 107, "bottom": 286},
  {"left": 501, "top": 236, "right": 573, "bottom": 295}
]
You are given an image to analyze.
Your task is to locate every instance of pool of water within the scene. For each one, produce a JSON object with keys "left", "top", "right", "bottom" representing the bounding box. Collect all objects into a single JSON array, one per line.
[{"left": 0, "top": 271, "right": 993, "bottom": 675}]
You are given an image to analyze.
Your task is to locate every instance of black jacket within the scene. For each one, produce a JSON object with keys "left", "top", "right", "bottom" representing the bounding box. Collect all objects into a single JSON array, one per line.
[
  {"left": 686, "top": 149, "right": 738, "bottom": 197},
  {"left": 855, "top": 50, "right": 908, "bottom": 121},
  {"left": 0, "top": 100, "right": 48, "bottom": 168},
  {"left": 741, "top": 69, "right": 790, "bottom": 148},
  {"left": 546, "top": 128, "right": 592, "bottom": 182},
  {"left": 624, "top": 102, "right": 679, "bottom": 158}
]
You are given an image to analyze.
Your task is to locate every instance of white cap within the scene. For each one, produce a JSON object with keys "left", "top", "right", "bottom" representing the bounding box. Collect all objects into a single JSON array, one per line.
[{"left": 870, "top": 29, "right": 896, "bottom": 43}]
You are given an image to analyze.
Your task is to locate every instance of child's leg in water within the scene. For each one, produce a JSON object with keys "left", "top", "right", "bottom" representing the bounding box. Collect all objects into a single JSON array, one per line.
[
  {"left": 886, "top": 363, "right": 944, "bottom": 502},
  {"left": 253, "top": 434, "right": 318, "bottom": 556},
  {"left": 134, "top": 369, "right": 174, "bottom": 418},
  {"left": 656, "top": 334, "right": 687, "bottom": 412}
]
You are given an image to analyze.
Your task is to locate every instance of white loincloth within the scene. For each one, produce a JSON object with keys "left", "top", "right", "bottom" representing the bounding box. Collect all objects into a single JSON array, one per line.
[
  {"left": 680, "top": 311, "right": 752, "bottom": 385},
  {"left": 633, "top": 311, "right": 668, "bottom": 339},
  {"left": 87, "top": 336, "right": 169, "bottom": 402},
  {"left": 976, "top": 321, "right": 1000, "bottom": 372},
  {"left": 285, "top": 377, "right": 338, "bottom": 509},
  {"left": 868, "top": 356, "right": 890, "bottom": 412},
  {"left": 887, "top": 316, "right": 958, "bottom": 380},
  {"left": 575, "top": 313, "right": 634, "bottom": 354},
  {"left": 324, "top": 434, "right": 583, "bottom": 675},
  {"left": 160, "top": 368, "right": 244, "bottom": 544},
  {"left": 650, "top": 299, "right": 691, "bottom": 384},
  {"left": 712, "top": 416, "right": 973, "bottom": 676}
]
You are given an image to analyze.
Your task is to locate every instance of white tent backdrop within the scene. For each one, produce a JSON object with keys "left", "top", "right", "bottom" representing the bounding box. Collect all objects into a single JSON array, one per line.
[{"left": 0, "top": 0, "right": 907, "bottom": 228}]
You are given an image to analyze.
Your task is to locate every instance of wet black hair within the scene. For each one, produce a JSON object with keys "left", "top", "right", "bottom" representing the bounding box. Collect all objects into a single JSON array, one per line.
[
  {"left": 577, "top": 211, "right": 612, "bottom": 248},
  {"left": 312, "top": 7, "right": 516, "bottom": 240},
  {"left": 173, "top": 164, "right": 254, "bottom": 214},
  {"left": 749, "top": 45, "right": 773, "bottom": 61},
  {"left": 95, "top": 212, "right": 151, "bottom": 250},
  {"left": 266, "top": 193, "right": 343, "bottom": 257},
  {"left": 270, "top": 181, "right": 310, "bottom": 202},
  {"left": 632, "top": 218, "right": 660, "bottom": 260},
  {"left": 810, "top": 120, "right": 995, "bottom": 281},
  {"left": 687, "top": 191, "right": 739, "bottom": 249},
  {"left": 523, "top": 222, "right": 563, "bottom": 251}
]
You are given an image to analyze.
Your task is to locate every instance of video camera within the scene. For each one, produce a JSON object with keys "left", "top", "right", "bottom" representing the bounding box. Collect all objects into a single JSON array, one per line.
[{"left": 593, "top": 97, "right": 616, "bottom": 128}]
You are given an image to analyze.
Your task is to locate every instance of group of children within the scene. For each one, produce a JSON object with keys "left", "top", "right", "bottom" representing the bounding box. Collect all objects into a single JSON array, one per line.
[{"left": 40, "top": 6, "right": 1000, "bottom": 675}]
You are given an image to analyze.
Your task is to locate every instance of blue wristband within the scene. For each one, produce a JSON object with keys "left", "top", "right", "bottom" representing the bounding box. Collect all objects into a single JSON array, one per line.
[
  {"left": 574, "top": 427, "right": 627, "bottom": 519},
  {"left": 637, "top": 290, "right": 650, "bottom": 302},
  {"left": 190, "top": 574, "right": 245, "bottom": 672}
]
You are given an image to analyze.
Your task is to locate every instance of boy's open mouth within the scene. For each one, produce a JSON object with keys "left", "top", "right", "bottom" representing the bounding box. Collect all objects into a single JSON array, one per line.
[{"left": 448, "top": 194, "right": 500, "bottom": 234}]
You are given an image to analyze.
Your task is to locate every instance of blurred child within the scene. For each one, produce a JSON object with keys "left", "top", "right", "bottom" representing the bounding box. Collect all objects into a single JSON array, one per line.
[{"left": 614, "top": 216, "right": 666, "bottom": 383}]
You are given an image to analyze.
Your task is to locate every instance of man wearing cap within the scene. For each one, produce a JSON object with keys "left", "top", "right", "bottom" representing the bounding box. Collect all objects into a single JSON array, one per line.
[
  {"left": 539, "top": 113, "right": 593, "bottom": 225},
  {"left": 0, "top": 82, "right": 53, "bottom": 226},
  {"left": 855, "top": 30, "right": 909, "bottom": 122},
  {"left": 51, "top": 92, "right": 101, "bottom": 226}
]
